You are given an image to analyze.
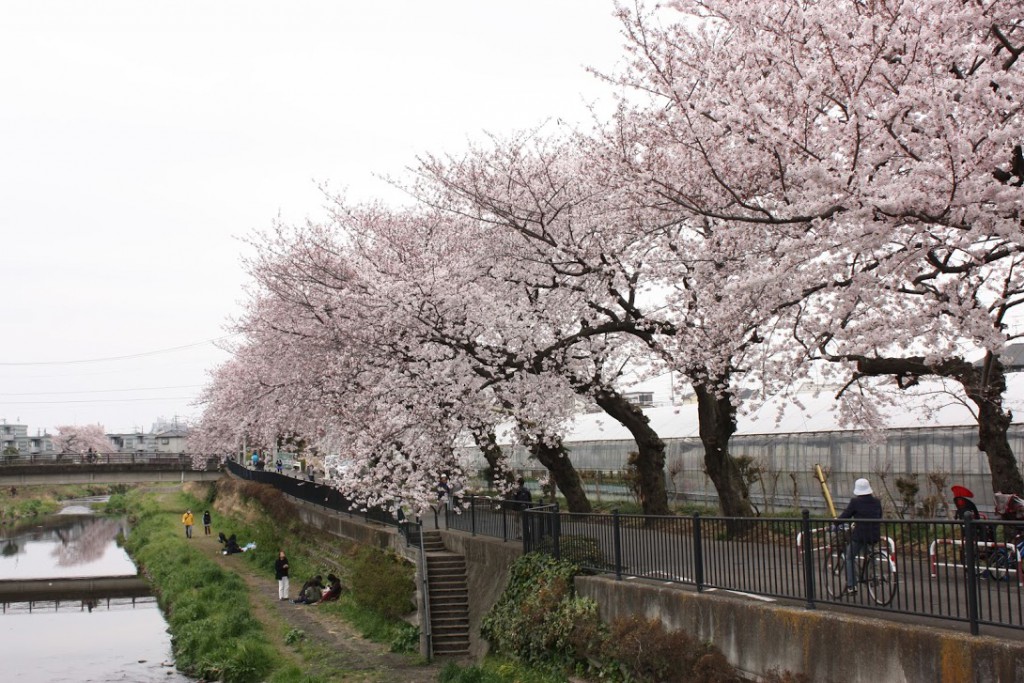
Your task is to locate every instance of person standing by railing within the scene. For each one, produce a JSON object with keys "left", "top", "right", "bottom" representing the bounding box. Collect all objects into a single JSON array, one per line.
[{"left": 837, "top": 478, "right": 882, "bottom": 595}]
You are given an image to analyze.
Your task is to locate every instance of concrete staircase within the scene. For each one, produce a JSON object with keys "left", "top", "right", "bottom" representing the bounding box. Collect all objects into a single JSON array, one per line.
[{"left": 420, "top": 530, "right": 470, "bottom": 657}]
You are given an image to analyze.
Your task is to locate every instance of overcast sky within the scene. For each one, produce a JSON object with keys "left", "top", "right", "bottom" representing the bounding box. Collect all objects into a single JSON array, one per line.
[{"left": 0, "top": 0, "right": 625, "bottom": 435}]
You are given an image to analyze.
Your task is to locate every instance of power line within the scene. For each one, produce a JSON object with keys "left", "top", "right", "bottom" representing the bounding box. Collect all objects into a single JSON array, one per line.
[
  {"left": 0, "top": 396, "right": 197, "bottom": 405},
  {"left": 0, "top": 336, "right": 236, "bottom": 366},
  {"left": 0, "top": 384, "right": 203, "bottom": 396}
]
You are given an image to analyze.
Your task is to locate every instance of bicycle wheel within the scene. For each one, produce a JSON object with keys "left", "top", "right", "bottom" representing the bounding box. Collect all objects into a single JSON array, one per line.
[
  {"left": 985, "top": 548, "right": 1013, "bottom": 581},
  {"left": 865, "top": 551, "right": 897, "bottom": 606},
  {"left": 824, "top": 550, "right": 845, "bottom": 599}
]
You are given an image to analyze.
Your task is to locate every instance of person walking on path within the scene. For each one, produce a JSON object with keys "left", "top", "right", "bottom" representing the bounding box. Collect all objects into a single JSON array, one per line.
[
  {"left": 182, "top": 509, "right": 194, "bottom": 539},
  {"left": 837, "top": 477, "right": 883, "bottom": 594},
  {"left": 202, "top": 510, "right": 212, "bottom": 536},
  {"left": 275, "top": 550, "right": 290, "bottom": 601}
]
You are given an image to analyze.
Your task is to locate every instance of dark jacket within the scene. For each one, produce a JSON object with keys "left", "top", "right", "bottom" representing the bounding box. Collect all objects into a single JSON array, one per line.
[
  {"left": 514, "top": 485, "right": 532, "bottom": 504},
  {"left": 839, "top": 494, "right": 882, "bottom": 543},
  {"left": 274, "top": 556, "right": 289, "bottom": 579}
]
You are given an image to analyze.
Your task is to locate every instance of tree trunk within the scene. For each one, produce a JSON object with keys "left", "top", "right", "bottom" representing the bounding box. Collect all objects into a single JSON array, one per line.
[
  {"left": 693, "top": 381, "right": 756, "bottom": 519},
  {"left": 473, "top": 430, "right": 507, "bottom": 488},
  {"left": 961, "top": 355, "right": 1024, "bottom": 495},
  {"left": 531, "top": 438, "right": 592, "bottom": 513},
  {"left": 854, "top": 354, "right": 1024, "bottom": 496},
  {"left": 593, "top": 389, "right": 670, "bottom": 515}
]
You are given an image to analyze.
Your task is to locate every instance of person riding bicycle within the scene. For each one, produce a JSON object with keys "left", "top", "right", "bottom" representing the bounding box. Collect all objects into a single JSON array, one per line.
[{"left": 837, "top": 478, "right": 882, "bottom": 595}]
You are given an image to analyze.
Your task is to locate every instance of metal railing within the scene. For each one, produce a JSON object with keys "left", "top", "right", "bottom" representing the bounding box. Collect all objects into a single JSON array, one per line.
[
  {"left": 224, "top": 460, "right": 419, "bottom": 542},
  {"left": 443, "top": 494, "right": 548, "bottom": 541},
  {"left": 448, "top": 495, "right": 1024, "bottom": 635},
  {"left": 0, "top": 452, "right": 215, "bottom": 469}
]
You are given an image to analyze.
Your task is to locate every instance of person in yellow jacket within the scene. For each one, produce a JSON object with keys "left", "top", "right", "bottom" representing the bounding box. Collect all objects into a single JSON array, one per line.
[{"left": 182, "top": 509, "right": 194, "bottom": 539}]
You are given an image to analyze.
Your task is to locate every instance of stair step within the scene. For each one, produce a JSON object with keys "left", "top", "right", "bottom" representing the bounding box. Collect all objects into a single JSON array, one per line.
[
  {"left": 423, "top": 538, "right": 471, "bottom": 660},
  {"left": 431, "top": 615, "right": 468, "bottom": 624},
  {"left": 429, "top": 578, "right": 466, "bottom": 586},
  {"left": 431, "top": 603, "right": 469, "bottom": 613}
]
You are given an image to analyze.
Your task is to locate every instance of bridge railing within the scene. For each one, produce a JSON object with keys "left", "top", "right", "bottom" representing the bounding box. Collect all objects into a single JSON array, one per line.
[
  {"left": 0, "top": 452, "right": 216, "bottom": 469},
  {"left": 449, "top": 495, "right": 1024, "bottom": 636}
]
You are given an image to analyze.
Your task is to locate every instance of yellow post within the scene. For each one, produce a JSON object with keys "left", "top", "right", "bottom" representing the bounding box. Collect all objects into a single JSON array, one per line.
[{"left": 814, "top": 464, "right": 837, "bottom": 518}]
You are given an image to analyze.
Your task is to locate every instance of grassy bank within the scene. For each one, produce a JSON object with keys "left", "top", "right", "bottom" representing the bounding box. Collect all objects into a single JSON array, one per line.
[
  {"left": 0, "top": 483, "right": 130, "bottom": 525},
  {"left": 120, "top": 481, "right": 441, "bottom": 681},
  {"left": 182, "top": 479, "right": 420, "bottom": 654},
  {"left": 122, "top": 490, "right": 285, "bottom": 683}
]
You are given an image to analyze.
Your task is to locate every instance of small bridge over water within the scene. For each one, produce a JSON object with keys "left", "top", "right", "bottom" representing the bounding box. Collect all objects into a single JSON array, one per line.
[
  {"left": 0, "top": 575, "right": 151, "bottom": 602},
  {"left": 0, "top": 453, "right": 222, "bottom": 486},
  {"left": 0, "top": 575, "right": 155, "bottom": 615}
]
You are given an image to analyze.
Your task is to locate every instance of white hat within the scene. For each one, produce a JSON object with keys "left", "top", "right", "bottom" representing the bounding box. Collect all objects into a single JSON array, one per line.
[{"left": 853, "top": 478, "right": 873, "bottom": 496}]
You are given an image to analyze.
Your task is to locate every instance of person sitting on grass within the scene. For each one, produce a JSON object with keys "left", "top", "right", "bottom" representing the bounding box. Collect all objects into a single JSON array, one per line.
[
  {"left": 219, "top": 533, "right": 243, "bottom": 555},
  {"left": 292, "top": 575, "right": 324, "bottom": 604},
  {"left": 317, "top": 574, "right": 343, "bottom": 603}
]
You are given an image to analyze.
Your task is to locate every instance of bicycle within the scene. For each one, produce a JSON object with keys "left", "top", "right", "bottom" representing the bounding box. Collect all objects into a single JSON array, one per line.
[
  {"left": 823, "top": 526, "right": 898, "bottom": 606},
  {"left": 981, "top": 533, "right": 1024, "bottom": 582}
]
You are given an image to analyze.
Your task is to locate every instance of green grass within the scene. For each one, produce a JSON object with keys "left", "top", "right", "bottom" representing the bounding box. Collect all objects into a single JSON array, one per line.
[
  {"left": 180, "top": 483, "right": 420, "bottom": 653},
  {"left": 1, "top": 483, "right": 138, "bottom": 525},
  {"left": 122, "top": 491, "right": 280, "bottom": 682},
  {"left": 318, "top": 598, "right": 420, "bottom": 654},
  {"left": 438, "top": 656, "right": 569, "bottom": 683}
]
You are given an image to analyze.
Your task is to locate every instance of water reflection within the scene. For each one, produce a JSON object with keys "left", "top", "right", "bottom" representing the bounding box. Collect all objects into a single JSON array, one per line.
[
  {"left": 1, "top": 603, "right": 194, "bottom": 682},
  {"left": 0, "top": 514, "right": 136, "bottom": 579},
  {"left": 0, "top": 509, "right": 195, "bottom": 681}
]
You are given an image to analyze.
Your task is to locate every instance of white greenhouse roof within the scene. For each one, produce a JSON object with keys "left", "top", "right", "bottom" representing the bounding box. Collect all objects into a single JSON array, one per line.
[{"left": 557, "top": 373, "right": 1024, "bottom": 444}]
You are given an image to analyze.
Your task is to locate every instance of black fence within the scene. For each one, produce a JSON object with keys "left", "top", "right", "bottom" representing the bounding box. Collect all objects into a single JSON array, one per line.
[
  {"left": 224, "top": 460, "right": 418, "bottom": 540},
  {"left": 449, "top": 495, "right": 1024, "bottom": 635}
]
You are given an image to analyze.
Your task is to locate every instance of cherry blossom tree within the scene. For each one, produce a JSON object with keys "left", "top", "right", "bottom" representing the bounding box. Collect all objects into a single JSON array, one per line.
[
  {"left": 607, "top": 0, "right": 1024, "bottom": 495},
  {"left": 406, "top": 134, "right": 683, "bottom": 514},
  {"left": 53, "top": 424, "right": 110, "bottom": 455}
]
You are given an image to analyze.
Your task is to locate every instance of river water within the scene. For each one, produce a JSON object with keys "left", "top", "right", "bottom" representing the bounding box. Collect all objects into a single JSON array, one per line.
[{"left": 0, "top": 503, "right": 193, "bottom": 682}]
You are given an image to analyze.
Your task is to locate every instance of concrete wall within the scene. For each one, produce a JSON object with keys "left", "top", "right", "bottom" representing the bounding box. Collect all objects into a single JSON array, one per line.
[
  {"left": 292, "top": 501, "right": 399, "bottom": 552},
  {"left": 282, "top": 500, "right": 1024, "bottom": 681},
  {"left": 577, "top": 575, "right": 1024, "bottom": 683}
]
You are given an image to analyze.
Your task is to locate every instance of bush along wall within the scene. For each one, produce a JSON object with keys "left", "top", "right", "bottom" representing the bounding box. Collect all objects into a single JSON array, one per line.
[{"left": 481, "top": 553, "right": 743, "bottom": 683}]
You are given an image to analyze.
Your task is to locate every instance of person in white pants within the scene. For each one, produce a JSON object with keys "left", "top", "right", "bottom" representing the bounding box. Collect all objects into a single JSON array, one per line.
[{"left": 274, "top": 550, "right": 290, "bottom": 600}]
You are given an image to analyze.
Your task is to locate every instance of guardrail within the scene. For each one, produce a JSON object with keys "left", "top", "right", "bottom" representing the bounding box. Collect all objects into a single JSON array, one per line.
[{"left": 0, "top": 452, "right": 216, "bottom": 469}]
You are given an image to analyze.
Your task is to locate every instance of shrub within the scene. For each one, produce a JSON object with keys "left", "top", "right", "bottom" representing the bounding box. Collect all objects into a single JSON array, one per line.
[
  {"left": 389, "top": 623, "right": 420, "bottom": 653},
  {"left": 534, "top": 535, "right": 605, "bottom": 568},
  {"left": 599, "top": 615, "right": 740, "bottom": 683},
  {"left": 438, "top": 659, "right": 567, "bottom": 683},
  {"left": 481, "top": 553, "right": 602, "bottom": 669},
  {"left": 348, "top": 546, "right": 415, "bottom": 619},
  {"left": 103, "top": 493, "right": 128, "bottom": 515}
]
